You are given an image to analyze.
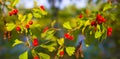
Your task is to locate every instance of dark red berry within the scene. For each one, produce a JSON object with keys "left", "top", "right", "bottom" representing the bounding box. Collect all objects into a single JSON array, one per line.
[
  {"left": 40, "top": 5, "right": 45, "bottom": 11},
  {"left": 29, "top": 20, "right": 33, "bottom": 25},
  {"left": 33, "top": 56, "right": 39, "bottom": 59},
  {"left": 59, "top": 51, "right": 64, "bottom": 56},
  {"left": 12, "top": 9, "right": 18, "bottom": 15},
  {"left": 96, "top": 14, "right": 106, "bottom": 24},
  {"left": 16, "top": 26, "right": 21, "bottom": 31},
  {"left": 68, "top": 36, "right": 74, "bottom": 40},
  {"left": 33, "top": 38, "right": 39, "bottom": 46},
  {"left": 25, "top": 24, "right": 30, "bottom": 29},
  {"left": 98, "top": 20, "right": 102, "bottom": 24},
  {"left": 91, "top": 21, "right": 97, "bottom": 26},
  {"left": 43, "top": 26, "right": 49, "bottom": 33},
  {"left": 9, "top": 12, "right": 13, "bottom": 16},
  {"left": 79, "top": 14, "right": 83, "bottom": 18}
]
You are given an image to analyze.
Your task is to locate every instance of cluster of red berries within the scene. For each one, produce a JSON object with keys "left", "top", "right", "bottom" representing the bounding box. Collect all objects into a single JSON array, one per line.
[
  {"left": 107, "top": 27, "right": 112, "bottom": 36},
  {"left": 59, "top": 51, "right": 64, "bottom": 57},
  {"left": 91, "top": 14, "right": 106, "bottom": 26},
  {"left": 33, "top": 38, "right": 39, "bottom": 46},
  {"left": 9, "top": 9, "right": 18, "bottom": 16},
  {"left": 25, "top": 20, "right": 33, "bottom": 29},
  {"left": 16, "top": 20, "right": 33, "bottom": 31},
  {"left": 33, "top": 56, "right": 39, "bottom": 59},
  {"left": 64, "top": 33, "right": 74, "bottom": 40},
  {"left": 40, "top": 5, "right": 45, "bottom": 11},
  {"left": 43, "top": 26, "right": 49, "bottom": 33}
]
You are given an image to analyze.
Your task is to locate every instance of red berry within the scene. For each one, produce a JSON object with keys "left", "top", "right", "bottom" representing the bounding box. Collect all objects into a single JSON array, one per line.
[
  {"left": 98, "top": 20, "right": 102, "bottom": 24},
  {"left": 91, "top": 21, "right": 97, "bottom": 26},
  {"left": 64, "top": 33, "right": 74, "bottom": 40},
  {"left": 40, "top": 5, "right": 45, "bottom": 11},
  {"left": 33, "top": 38, "right": 39, "bottom": 46},
  {"left": 34, "top": 56, "right": 39, "bottom": 59},
  {"left": 107, "top": 27, "right": 112, "bottom": 32},
  {"left": 101, "top": 17, "right": 106, "bottom": 22},
  {"left": 107, "top": 31, "right": 112, "bottom": 36},
  {"left": 29, "top": 20, "right": 33, "bottom": 25},
  {"left": 79, "top": 14, "right": 83, "bottom": 18},
  {"left": 68, "top": 36, "right": 74, "bottom": 40},
  {"left": 64, "top": 33, "right": 70, "bottom": 39},
  {"left": 12, "top": 9, "right": 18, "bottom": 15},
  {"left": 16, "top": 26, "right": 21, "bottom": 31},
  {"left": 43, "top": 26, "right": 49, "bottom": 33},
  {"left": 96, "top": 14, "right": 101, "bottom": 21},
  {"left": 25, "top": 24, "right": 30, "bottom": 29},
  {"left": 59, "top": 51, "right": 64, "bottom": 56},
  {"left": 9, "top": 12, "right": 13, "bottom": 16}
]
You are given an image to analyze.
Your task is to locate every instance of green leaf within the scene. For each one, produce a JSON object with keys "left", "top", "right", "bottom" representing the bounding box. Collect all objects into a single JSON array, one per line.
[
  {"left": 27, "top": 13, "right": 33, "bottom": 22},
  {"left": 57, "top": 38, "right": 64, "bottom": 46},
  {"left": 33, "top": 8, "right": 40, "bottom": 12},
  {"left": 18, "top": 14, "right": 23, "bottom": 21},
  {"left": 95, "top": 30, "right": 102, "bottom": 39},
  {"left": 21, "top": 15, "right": 26, "bottom": 23},
  {"left": 40, "top": 10, "right": 47, "bottom": 15},
  {"left": 40, "top": 44, "right": 55, "bottom": 52},
  {"left": 6, "top": 23, "right": 16, "bottom": 31},
  {"left": 51, "top": 20, "right": 56, "bottom": 27},
  {"left": 66, "top": 47, "right": 75, "bottom": 56},
  {"left": 103, "top": 3, "right": 112, "bottom": 11},
  {"left": 84, "top": 20, "right": 90, "bottom": 26},
  {"left": 19, "top": 51, "right": 28, "bottom": 59},
  {"left": 12, "top": 39, "right": 24, "bottom": 47},
  {"left": 97, "top": 24, "right": 100, "bottom": 30},
  {"left": 41, "top": 30, "right": 55, "bottom": 39},
  {"left": 63, "top": 22, "right": 72, "bottom": 30},
  {"left": 12, "top": 0, "right": 19, "bottom": 7},
  {"left": 38, "top": 53, "right": 50, "bottom": 59},
  {"left": 33, "top": 12, "right": 41, "bottom": 18}
]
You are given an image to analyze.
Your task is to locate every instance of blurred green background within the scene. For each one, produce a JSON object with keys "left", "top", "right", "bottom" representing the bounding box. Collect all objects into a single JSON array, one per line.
[{"left": 0, "top": 0, "right": 120, "bottom": 59}]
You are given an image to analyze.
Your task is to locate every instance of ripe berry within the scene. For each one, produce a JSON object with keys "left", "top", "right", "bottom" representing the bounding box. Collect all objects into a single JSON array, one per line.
[
  {"left": 33, "top": 38, "right": 39, "bottom": 46},
  {"left": 68, "top": 36, "right": 74, "bottom": 40},
  {"left": 79, "top": 14, "right": 83, "bottom": 18},
  {"left": 33, "top": 56, "right": 39, "bottom": 59},
  {"left": 59, "top": 51, "right": 64, "bottom": 56},
  {"left": 25, "top": 24, "right": 30, "bottom": 29},
  {"left": 43, "top": 26, "right": 49, "bottom": 33},
  {"left": 9, "top": 12, "right": 13, "bottom": 16},
  {"left": 64, "top": 33, "right": 70, "bottom": 39},
  {"left": 91, "top": 21, "right": 97, "bottom": 26},
  {"left": 29, "top": 20, "right": 33, "bottom": 25},
  {"left": 12, "top": 9, "right": 18, "bottom": 15},
  {"left": 16, "top": 26, "right": 21, "bottom": 31},
  {"left": 98, "top": 20, "right": 102, "bottom": 24},
  {"left": 107, "top": 27, "right": 112, "bottom": 36},
  {"left": 64, "top": 33, "right": 74, "bottom": 40},
  {"left": 96, "top": 14, "right": 106, "bottom": 24},
  {"left": 40, "top": 5, "right": 45, "bottom": 11},
  {"left": 107, "top": 27, "right": 112, "bottom": 32},
  {"left": 107, "top": 31, "right": 112, "bottom": 36}
]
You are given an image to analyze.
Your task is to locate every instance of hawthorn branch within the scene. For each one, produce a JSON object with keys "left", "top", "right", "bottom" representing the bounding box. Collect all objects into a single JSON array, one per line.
[
  {"left": 26, "top": 35, "right": 31, "bottom": 48},
  {"left": 1, "top": 0, "right": 7, "bottom": 40}
]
